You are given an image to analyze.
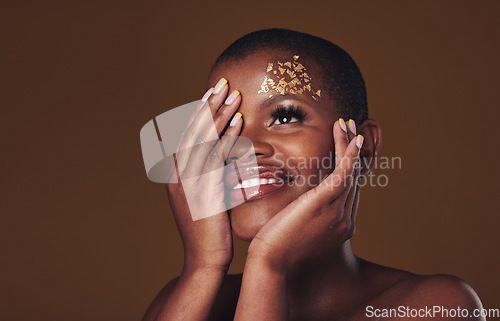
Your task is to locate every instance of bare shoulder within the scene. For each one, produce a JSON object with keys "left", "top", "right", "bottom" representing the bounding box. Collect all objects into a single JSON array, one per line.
[
  {"left": 364, "top": 274, "right": 485, "bottom": 320},
  {"left": 394, "top": 274, "right": 483, "bottom": 308},
  {"left": 347, "top": 260, "right": 485, "bottom": 321}
]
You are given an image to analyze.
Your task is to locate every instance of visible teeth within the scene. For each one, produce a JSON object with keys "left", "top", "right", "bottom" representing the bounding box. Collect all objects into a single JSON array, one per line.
[
  {"left": 250, "top": 178, "right": 260, "bottom": 187},
  {"left": 233, "top": 177, "right": 280, "bottom": 190}
]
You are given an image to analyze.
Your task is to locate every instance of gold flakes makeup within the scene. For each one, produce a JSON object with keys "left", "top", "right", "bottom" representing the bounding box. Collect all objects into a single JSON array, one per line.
[{"left": 258, "top": 55, "right": 321, "bottom": 101}]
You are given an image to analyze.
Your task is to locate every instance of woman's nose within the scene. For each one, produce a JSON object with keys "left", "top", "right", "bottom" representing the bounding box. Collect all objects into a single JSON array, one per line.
[{"left": 227, "top": 129, "right": 274, "bottom": 164}]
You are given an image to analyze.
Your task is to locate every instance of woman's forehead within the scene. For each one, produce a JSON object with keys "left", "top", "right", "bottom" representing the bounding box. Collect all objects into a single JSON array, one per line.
[
  {"left": 255, "top": 55, "right": 322, "bottom": 102},
  {"left": 209, "top": 51, "right": 324, "bottom": 102},
  {"left": 208, "top": 52, "right": 339, "bottom": 121}
]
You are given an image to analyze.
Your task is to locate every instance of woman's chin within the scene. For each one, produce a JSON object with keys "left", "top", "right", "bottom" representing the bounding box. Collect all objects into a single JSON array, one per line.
[
  {"left": 232, "top": 228, "right": 257, "bottom": 242},
  {"left": 230, "top": 215, "right": 267, "bottom": 242},
  {"left": 229, "top": 206, "right": 277, "bottom": 242},
  {"left": 228, "top": 188, "right": 302, "bottom": 241}
]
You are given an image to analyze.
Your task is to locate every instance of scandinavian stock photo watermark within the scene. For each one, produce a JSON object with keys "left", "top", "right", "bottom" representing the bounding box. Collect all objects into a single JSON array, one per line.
[{"left": 268, "top": 151, "right": 402, "bottom": 189}]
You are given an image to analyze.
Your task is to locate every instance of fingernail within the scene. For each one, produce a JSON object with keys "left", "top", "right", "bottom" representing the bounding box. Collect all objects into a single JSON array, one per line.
[
  {"left": 356, "top": 135, "right": 364, "bottom": 149},
  {"left": 230, "top": 112, "right": 242, "bottom": 127},
  {"left": 201, "top": 87, "right": 214, "bottom": 102},
  {"left": 348, "top": 119, "right": 356, "bottom": 135},
  {"left": 339, "top": 118, "right": 347, "bottom": 133},
  {"left": 225, "top": 90, "right": 240, "bottom": 105},
  {"left": 213, "top": 78, "right": 227, "bottom": 94}
]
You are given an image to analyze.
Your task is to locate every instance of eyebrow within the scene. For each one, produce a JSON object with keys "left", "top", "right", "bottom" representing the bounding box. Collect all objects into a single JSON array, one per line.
[{"left": 260, "top": 94, "right": 309, "bottom": 109}]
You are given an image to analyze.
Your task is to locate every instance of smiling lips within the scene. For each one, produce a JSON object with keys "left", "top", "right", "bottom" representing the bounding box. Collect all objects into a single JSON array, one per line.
[
  {"left": 233, "top": 177, "right": 280, "bottom": 190},
  {"left": 225, "top": 165, "right": 293, "bottom": 201}
]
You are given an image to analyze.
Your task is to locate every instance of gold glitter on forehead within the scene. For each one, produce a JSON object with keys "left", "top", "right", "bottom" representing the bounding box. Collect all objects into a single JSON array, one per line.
[{"left": 257, "top": 55, "right": 321, "bottom": 101}]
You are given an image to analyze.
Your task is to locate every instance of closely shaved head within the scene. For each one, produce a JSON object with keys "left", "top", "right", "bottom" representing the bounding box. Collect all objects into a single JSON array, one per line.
[{"left": 211, "top": 28, "right": 368, "bottom": 123}]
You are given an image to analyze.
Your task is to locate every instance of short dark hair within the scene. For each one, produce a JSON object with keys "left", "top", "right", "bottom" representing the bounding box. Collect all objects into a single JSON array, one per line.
[{"left": 211, "top": 28, "right": 368, "bottom": 122}]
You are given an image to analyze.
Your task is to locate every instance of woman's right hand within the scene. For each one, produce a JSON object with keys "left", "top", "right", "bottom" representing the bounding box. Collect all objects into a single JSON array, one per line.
[{"left": 166, "top": 78, "right": 243, "bottom": 272}]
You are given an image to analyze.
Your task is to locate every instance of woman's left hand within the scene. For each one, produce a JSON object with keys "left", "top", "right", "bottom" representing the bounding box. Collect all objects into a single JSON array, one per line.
[{"left": 246, "top": 119, "right": 363, "bottom": 276}]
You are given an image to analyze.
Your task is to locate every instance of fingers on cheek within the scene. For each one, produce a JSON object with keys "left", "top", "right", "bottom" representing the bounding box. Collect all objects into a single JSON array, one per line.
[
  {"left": 335, "top": 119, "right": 349, "bottom": 143},
  {"left": 346, "top": 119, "right": 357, "bottom": 141},
  {"left": 297, "top": 187, "right": 327, "bottom": 212},
  {"left": 342, "top": 189, "right": 358, "bottom": 238},
  {"left": 315, "top": 174, "right": 344, "bottom": 203},
  {"left": 212, "top": 91, "right": 241, "bottom": 132},
  {"left": 216, "top": 95, "right": 241, "bottom": 121},
  {"left": 337, "top": 170, "right": 355, "bottom": 196},
  {"left": 344, "top": 136, "right": 363, "bottom": 160},
  {"left": 207, "top": 90, "right": 227, "bottom": 114},
  {"left": 346, "top": 177, "right": 359, "bottom": 211},
  {"left": 334, "top": 119, "right": 348, "bottom": 166},
  {"left": 332, "top": 155, "right": 357, "bottom": 193},
  {"left": 224, "top": 112, "right": 243, "bottom": 135}
]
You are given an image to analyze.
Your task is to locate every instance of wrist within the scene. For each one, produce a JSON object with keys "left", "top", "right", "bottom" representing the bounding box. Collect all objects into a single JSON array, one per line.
[
  {"left": 179, "top": 264, "right": 228, "bottom": 292},
  {"left": 182, "top": 260, "right": 230, "bottom": 276},
  {"left": 244, "top": 254, "right": 288, "bottom": 279},
  {"left": 235, "top": 255, "right": 288, "bottom": 321},
  {"left": 183, "top": 248, "right": 232, "bottom": 272}
]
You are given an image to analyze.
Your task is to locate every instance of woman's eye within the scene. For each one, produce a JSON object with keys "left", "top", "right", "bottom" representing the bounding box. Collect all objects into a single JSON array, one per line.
[
  {"left": 273, "top": 115, "right": 300, "bottom": 125},
  {"left": 269, "top": 105, "right": 307, "bottom": 126}
]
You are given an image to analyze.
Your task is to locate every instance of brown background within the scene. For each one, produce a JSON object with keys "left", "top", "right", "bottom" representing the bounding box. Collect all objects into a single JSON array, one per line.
[{"left": 1, "top": 1, "right": 499, "bottom": 320}]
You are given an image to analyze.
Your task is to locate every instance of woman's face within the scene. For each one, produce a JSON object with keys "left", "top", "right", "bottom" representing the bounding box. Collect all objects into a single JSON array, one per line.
[{"left": 208, "top": 51, "right": 341, "bottom": 241}]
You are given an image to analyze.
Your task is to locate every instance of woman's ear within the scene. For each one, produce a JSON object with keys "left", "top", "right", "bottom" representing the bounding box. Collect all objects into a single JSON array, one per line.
[{"left": 357, "top": 118, "right": 382, "bottom": 176}]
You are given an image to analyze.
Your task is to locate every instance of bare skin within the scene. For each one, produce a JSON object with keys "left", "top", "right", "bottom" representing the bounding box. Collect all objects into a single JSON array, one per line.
[{"left": 142, "top": 51, "right": 484, "bottom": 321}]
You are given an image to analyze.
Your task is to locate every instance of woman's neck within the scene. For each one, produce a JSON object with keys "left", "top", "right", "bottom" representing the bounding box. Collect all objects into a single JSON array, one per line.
[{"left": 286, "top": 241, "right": 364, "bottom": 320}]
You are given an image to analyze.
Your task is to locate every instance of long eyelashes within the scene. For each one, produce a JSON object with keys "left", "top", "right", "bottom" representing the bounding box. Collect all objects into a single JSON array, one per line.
[{"left": 269, "top": 105, "right": 307, "bottom": 126}]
